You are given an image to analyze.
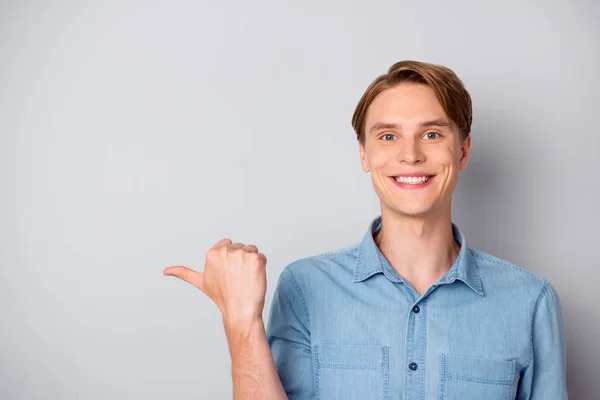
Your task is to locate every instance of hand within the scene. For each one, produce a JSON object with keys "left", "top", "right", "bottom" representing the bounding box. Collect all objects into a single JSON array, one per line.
[{"left": 163, "top": 238, "right": 268, "bottom": 330}]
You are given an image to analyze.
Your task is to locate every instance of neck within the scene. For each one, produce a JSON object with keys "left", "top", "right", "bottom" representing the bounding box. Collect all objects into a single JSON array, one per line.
[{"left": 374, "top": 203, "right": 460, "bottom": 294}]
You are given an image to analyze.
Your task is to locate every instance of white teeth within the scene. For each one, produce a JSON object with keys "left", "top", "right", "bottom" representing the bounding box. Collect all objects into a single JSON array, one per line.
[{"left": 395, "top": 176, "right": 431, "bottom": 184}]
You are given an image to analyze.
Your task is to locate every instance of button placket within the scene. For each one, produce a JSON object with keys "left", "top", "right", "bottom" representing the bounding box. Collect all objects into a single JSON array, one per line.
[{"left": 403, "top": 299, "right": 427, "bottom": 399}]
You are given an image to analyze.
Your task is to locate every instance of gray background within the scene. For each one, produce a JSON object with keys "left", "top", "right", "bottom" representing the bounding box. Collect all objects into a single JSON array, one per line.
[{"left": 1, "top": 0, "right": 598, "bottom": 399}]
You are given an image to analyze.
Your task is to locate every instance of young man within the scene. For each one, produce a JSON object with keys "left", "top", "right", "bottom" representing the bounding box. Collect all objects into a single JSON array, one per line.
[{"left": 164, "top": 60, "right": 568, "bottom": 399}]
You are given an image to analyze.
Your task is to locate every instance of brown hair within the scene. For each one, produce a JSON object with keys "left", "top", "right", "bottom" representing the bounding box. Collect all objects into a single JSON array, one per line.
[{"left": 351, "top": 60, "right": 472, "bottom": 145}]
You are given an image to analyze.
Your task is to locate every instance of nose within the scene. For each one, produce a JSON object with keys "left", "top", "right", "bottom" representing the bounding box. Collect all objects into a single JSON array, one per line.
[{"left": 396, "top": 137, "right": 425, "bottom": 164}]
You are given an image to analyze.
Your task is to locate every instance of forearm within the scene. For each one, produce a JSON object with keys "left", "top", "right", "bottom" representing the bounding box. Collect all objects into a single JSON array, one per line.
[{"left": 225, "top": 318, "right": 287, "bottom": 400}]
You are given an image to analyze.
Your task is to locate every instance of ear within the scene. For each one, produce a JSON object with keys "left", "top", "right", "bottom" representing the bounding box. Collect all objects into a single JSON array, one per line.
[
  {"left": 458, "top": 136, "right": 472, "bottom": 170},
  {"left": 359, "top": 141, "right": 370, "bottom": 172}
]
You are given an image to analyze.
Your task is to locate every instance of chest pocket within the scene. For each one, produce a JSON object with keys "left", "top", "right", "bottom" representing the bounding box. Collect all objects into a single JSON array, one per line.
[
  {"left": 440, "top": 354, "right": 518, "bottom": 400},
  {"left": 314, "top": 344, "right": 389, "bottom": 400}
]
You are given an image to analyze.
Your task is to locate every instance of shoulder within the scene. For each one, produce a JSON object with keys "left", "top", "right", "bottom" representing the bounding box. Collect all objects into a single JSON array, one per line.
[
  {"left": 470, "top": 248, "right": 547, "bottom": 283},
  {"left": 469, "top": 248, "right": 556, "bottom": 300},
  {"left": 277, "top": 243, "right": 360, "bottom": 288},
  {"left": 284, "top": 243, "right": 360, "bottom": 274}
]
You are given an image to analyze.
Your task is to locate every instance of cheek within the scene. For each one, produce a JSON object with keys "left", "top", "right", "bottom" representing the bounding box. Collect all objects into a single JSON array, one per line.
[
  {"left": 430, "top": 145, "right": 460, "bottom": 166},
  {"left": 368, "top": 147, "right": 396, "bottom": 167},
  {"left": 424, "top": 153, "right": 446, "bottom": 171}
]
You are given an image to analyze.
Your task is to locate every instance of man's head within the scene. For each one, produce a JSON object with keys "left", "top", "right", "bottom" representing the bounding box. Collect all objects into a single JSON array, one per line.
[{"left": 352, "top": 60, "right": 473, "bottom": 219}]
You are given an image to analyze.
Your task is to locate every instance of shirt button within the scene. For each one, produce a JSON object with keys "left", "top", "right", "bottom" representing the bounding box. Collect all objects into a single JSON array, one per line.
[
  {"left": 412, "top": 305, "right": 420, "bottom": 313},
  {"left": 409, "top": 362, "right": 418, "bottom": 371}
]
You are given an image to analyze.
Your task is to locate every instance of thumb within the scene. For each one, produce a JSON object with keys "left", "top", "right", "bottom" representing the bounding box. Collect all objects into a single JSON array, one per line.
[{"left": 163, "top": 265, "right": 205, "bottom": 293}]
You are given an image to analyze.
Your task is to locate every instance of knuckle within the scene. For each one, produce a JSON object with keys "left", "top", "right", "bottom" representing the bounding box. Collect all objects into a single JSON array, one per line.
[
  {"left": 251, "top": 252, "right": 265, "bottom": 265},
  {"left": 241, "top": 252, "right": 257, "bottom": 266},
  {"left": 258, "top": 253, "right": 267, "bottom": 264},
  {"left": 207, "top": 247, "right": 223, "bottom": 261},
  {"left": 205, "top": 252, "right": 214, "bottom": 263}
]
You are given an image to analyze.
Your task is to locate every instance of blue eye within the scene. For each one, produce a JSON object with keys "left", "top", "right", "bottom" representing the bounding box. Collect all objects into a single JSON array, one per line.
[
  {"left": 382, "top": 133, "right": 395, "bottom": 141},
  {"left": 424, "top": 132, "right": 440, "bottom": 139}
]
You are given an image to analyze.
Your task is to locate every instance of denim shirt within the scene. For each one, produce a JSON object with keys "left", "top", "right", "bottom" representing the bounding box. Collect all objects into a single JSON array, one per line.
[{"left": 266, "top": 216, "right": 567, "bottom": 400}]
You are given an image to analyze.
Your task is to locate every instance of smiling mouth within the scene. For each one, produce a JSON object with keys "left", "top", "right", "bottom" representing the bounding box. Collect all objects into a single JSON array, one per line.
[{"left": 392, "top": 175, "right": 435, "bottom": 185}]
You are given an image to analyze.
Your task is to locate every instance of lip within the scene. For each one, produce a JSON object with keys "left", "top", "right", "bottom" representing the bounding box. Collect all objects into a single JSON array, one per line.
[
  {"left": 392, "top": 172, "right": 435, "bottom": 177},
  {"left": 389, "top": 174, "right": 435, "bottom": 190}
]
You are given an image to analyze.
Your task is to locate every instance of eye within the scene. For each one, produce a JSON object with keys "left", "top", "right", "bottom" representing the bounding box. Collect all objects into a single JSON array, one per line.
[
  {"left": 381, "top": 133, "right": 396, "bottom": 141},
  {"left": 423, "top": 131, "right": 440, "bottom": 140}
]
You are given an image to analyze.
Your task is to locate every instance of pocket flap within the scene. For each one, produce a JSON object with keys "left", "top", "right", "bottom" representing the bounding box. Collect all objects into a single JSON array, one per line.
[
  {"left": 317, "top": 344, "right": 386, "bottom": 370},
  {"left": 443, "top": 354, "right": 516, "bottom": 384}
]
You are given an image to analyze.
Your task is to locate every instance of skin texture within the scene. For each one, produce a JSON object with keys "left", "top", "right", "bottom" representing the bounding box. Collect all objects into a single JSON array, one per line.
[
  {"left": 359, "top": 83, "right": 471, "bottom": 219},
  {"left": 164, "top": 81, "right": 473, "bottom": 397}
]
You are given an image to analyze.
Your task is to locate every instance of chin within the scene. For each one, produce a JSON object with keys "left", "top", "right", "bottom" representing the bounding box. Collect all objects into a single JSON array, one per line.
[
  {"left": 386, "top": 203, "right": 435, "bottom": 218},
  {"left": 398, "top": 209, "right": 434, "bottom": 218}
]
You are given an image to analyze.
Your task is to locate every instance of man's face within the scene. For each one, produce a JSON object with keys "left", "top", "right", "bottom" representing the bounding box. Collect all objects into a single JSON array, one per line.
[{"left": 359, "top": 83, "right": 471, "bottom": 218}]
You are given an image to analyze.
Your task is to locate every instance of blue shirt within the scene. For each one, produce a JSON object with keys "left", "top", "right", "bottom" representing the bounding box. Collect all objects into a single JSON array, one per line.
[{"left": 266, "top": 216, "right": 567, "bottom": 399}]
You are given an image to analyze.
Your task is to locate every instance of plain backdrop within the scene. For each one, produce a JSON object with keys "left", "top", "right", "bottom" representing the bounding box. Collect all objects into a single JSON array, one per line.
[{"left": 1, "top": 1, "right": 598, "bottom": 399}]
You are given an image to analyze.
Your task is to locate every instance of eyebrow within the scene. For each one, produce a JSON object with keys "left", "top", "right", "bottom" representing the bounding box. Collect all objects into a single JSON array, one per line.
[{"left": 369, "top": 118, "right": 451, "bottom": 134}]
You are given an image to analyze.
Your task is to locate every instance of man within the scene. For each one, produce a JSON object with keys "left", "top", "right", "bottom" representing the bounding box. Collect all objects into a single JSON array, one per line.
[{"left": 164, "top": 60, "right": 567, "bottom": 399}]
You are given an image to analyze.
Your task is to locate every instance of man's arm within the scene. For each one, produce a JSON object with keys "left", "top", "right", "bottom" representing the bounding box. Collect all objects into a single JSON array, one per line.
[
  {"left": 224, "top": 318, "right": 287, "bottom": 400},
  {"left": 164, "top": 239, "right": 286, "bottom": 400},
  {"left": 518, "top": 282, "right": 568, "bottom": 399}
]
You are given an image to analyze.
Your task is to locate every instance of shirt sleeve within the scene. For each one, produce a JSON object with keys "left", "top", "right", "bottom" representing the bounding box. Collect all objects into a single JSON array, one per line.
[
  {"left": 518, "top": 282, "right": 568, "bottom": 399},
  {"left": 266, "top": 265, "right": 315, "bottom": 399}
]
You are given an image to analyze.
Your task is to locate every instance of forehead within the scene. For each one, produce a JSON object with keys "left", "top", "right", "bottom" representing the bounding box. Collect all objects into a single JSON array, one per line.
[{"left": 365, "top": 83, "right": 448, "bottom": 127}]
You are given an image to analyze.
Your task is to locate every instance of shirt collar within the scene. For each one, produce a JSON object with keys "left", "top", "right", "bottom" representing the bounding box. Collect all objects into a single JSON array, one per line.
[{"left": 353, "top": 215, "right": 484, "bottom": 296}]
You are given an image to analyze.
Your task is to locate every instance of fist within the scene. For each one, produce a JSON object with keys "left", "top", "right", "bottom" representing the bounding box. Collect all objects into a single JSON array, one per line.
[{"left": 163, "top": 238, "right": 268, "bottom": 328}]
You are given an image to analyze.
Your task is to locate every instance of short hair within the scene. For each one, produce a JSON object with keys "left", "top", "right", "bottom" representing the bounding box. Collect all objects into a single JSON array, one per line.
[{"left": 352, "top": 60, "right": 472, "bottom": 145}]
